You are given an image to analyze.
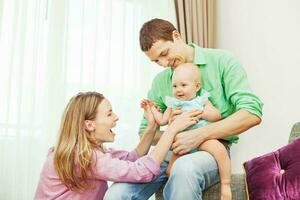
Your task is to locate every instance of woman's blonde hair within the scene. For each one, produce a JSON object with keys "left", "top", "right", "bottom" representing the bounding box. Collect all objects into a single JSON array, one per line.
[{"left": 54, "top": 91, "right": 104, "bottom": 190}]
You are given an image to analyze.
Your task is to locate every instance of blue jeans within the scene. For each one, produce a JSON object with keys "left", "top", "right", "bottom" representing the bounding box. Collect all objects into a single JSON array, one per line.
[{"left": 104, "top": 149, "right": 226, "bottom": 200}]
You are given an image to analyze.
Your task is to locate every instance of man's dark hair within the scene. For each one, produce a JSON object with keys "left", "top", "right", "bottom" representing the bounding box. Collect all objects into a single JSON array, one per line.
[{"left": 139, "top": 18, "right": 177, "bottom": 51}]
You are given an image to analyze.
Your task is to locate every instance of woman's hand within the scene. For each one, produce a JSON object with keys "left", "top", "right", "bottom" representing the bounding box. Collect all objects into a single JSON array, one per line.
[
  {"left": 167, "top": 109, "right": 202, "bottom": 134},
  {"left": 168, "top": 107, "right": 182, "bottom": 125}
]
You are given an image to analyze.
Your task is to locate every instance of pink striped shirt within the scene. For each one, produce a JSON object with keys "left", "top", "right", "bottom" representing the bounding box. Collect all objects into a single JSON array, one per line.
[{"left": 34, "top": 149, "right": 161, "bottom": 200}]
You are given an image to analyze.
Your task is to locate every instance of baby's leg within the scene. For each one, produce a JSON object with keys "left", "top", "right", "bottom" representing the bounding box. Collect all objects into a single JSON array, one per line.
[
  {"left": 166, "top": 153, "right": 180, "bottom": 177},
  {"left": 198, "top": 139, "right": 232, "bottom": 200}
]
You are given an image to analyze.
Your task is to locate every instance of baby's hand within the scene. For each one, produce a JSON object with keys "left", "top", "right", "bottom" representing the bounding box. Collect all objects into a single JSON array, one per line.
[
  {"left": 140, "top": 99, "right": 151, "bottom": 108},
  {"left": 140, "top": 99, "right": 159, "bottom": 109}
]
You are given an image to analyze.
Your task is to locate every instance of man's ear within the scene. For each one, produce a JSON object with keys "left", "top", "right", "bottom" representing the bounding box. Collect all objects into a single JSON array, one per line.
[
  {"left": 172, "top": 30, "right": 181, "bottom": 40},
  {"left": 84, "top": 120, "right": 95, "bottom": 132}
]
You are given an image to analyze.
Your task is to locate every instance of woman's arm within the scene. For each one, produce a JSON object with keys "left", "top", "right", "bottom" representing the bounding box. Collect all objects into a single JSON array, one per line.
[
  {"left": 135, "top": 101, "right": 158, "bottom": 157},
  {"left": 93, "top": 150, "right": 161, "bottom": 183},
  {"left": 135, "top": 125, "right": 157, "bottom": 157},
  {"left": 92, "top": 109, "right": 202, "bottom": 183},
  {"left": 135, "top": 104, "right": 195, "bottom": 158},
  {"left": 148, "top": 109, "right": 202, "bottom": 164}
]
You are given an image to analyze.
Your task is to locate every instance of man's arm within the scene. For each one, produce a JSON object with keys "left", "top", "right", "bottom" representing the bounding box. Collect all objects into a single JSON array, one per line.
[
  {"left": 172, "top": 52, "right": 263, "bottom": 155},
  {"left": 172, "top": 109, "right": 261, "bottom": 155},
  {"left": 202, "top": 109, "right": 261, "bottom": 139}
]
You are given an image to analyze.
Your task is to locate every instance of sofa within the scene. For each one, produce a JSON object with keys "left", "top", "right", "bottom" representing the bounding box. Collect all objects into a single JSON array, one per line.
[{"left": 155, "top": 122, "right": 300, "bottom": 200}]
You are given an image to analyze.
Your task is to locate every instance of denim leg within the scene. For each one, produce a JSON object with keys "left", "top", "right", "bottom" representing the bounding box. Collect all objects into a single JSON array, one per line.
[
  {"left": 163, "top": 151, "right": 220, "bottom": 200},
  {"left": 104, "top": 156, "right": 169, "bottom": 200}
]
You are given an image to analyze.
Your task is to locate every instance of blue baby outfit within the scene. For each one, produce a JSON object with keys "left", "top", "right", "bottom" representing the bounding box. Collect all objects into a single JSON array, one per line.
[{"left": 165, "top": 89, "right": 210, "bottom": 130}]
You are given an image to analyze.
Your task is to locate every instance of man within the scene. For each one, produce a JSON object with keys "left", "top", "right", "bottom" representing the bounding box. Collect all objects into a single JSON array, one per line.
[{"left": 104, "top": 18, "right": 263, "bottom": 200}]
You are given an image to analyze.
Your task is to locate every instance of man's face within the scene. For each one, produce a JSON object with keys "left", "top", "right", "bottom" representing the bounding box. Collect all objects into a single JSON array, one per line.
[{"left": 144, "top": 39, "right": 186, "bottom": 69}]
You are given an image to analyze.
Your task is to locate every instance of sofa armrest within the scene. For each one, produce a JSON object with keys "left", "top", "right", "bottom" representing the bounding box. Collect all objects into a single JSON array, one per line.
[{"left": 289, "top": 122, "right": 300, "bottom": 143}]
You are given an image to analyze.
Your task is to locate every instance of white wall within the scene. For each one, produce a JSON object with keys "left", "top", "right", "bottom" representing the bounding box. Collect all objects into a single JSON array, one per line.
[{"left": 216, "top": 0, "right": 300, "bottom": 173}]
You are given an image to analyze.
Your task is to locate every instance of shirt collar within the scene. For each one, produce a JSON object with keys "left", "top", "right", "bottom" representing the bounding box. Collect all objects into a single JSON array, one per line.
[{"left": 189, "top": 43, "right": 207, "bottom": 65}]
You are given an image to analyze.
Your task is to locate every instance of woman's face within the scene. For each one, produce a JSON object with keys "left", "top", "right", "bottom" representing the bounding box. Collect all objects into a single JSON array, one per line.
[{"left": 92, "top": 98, "right": 119, "bottom": 143}]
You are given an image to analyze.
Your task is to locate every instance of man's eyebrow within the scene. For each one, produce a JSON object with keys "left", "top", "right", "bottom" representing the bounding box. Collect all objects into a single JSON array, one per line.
[{"left": 150, "top": 48, "right": 166, "bottom": 62}]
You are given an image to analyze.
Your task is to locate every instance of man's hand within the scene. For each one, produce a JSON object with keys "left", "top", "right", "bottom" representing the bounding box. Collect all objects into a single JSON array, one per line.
[{"left": 172, "top": 127, "right": 207, "bottom": 155}]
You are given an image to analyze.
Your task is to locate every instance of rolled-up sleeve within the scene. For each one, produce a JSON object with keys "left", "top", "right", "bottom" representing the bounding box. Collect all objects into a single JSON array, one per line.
[
  {"left": 221, "top": 54, "right": 263, "bottom": 118},
  {"left": 92, "top": 150, "right": 161, "bottom": 183},
  {"left": 106, "top": 148, "right": 138, "bottom": 161}
]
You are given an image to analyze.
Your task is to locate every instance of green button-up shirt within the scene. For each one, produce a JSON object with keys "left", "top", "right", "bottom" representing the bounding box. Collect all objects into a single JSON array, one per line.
[{"left": 139, "top": 44, "right": 263, "bottom": 143}]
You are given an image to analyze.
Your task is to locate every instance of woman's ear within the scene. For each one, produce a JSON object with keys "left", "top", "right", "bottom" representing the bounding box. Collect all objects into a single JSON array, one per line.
[{"left": 84, "top": 120, "right": 95, "bottom": 132}]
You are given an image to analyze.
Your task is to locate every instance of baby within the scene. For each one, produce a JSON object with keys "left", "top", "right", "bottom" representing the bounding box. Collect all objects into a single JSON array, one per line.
[{"left": 146, "top": 63, "right": 232, "bottom": 200}]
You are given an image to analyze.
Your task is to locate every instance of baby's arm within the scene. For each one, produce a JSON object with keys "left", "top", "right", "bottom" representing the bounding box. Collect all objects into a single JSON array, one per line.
[
  {"left": 142, "top": 99, "right": 171, "bottom": 126},
  {"left": 201, "top": 100, "right": 221, "bottom": 122},
  {"left": 151, "top": 106, "right": 171, "bottom": 126}
]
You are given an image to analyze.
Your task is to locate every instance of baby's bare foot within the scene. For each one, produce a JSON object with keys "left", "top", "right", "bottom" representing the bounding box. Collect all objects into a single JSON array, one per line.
[{"left": 220, "top": 184, "right": 232, "bottom": 200}]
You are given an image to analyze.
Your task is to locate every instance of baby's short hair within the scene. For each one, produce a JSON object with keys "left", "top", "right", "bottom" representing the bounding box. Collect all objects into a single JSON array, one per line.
[{"left": 173, "top": 63, "right": 201, "bottom": 83}]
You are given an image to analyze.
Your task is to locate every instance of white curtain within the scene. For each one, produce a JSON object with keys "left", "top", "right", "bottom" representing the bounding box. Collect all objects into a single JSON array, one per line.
[{"left": 0, "top": 0, "right": 176, "bottom": 199}]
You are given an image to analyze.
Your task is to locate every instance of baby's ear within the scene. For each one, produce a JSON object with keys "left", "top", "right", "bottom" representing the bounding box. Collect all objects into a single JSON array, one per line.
[
  {"left": 84, "top": 120, "right": 95, "bottom": 132},
  {"left": 195, "top": 82, "right": 201, "bottom": 91}
]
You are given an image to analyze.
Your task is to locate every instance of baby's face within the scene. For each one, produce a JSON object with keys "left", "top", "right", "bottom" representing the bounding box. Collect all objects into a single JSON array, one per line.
[{"left": 172, "top": 75, "right": 200, "bottom": 101}]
